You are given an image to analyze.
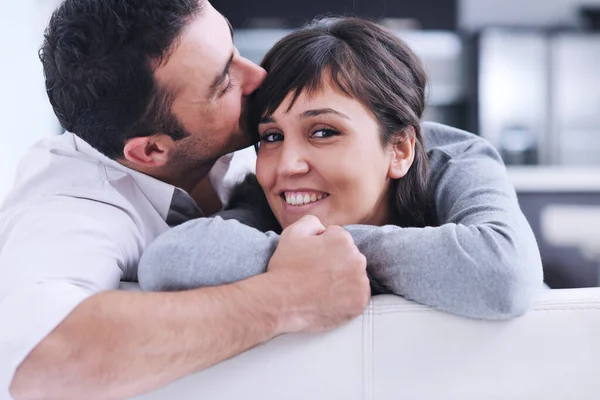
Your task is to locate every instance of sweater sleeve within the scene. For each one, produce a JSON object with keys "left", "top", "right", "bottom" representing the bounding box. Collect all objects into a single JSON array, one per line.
[
  {"left": 345, "top": 133, "right": 544, "bottom": 320},
  {"left": 137, "top": 175, "right": 280, "bottom": 291},
  {"left": 138, "top": 215, "right": 279, "bottom": 291}
]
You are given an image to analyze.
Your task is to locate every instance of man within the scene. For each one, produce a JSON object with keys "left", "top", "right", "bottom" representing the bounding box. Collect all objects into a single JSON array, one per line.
[
  {"left": 0, "top": 1, "right": 370, "bottom": 399},
  {"left": 0, "top": 0, "right": 542, "bottom": 399}
]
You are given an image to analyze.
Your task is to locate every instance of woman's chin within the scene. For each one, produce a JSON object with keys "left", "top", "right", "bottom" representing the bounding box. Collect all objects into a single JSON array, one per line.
[
  {"left": 278, "top": 211, "right": 343, "bottom": 230},
  {"left": 276, "top": 196, "right": 331, "bottom": 228}
]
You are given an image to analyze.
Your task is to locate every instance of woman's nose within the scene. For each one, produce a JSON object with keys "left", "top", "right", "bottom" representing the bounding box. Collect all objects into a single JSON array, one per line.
[{"left": 277, "top": 142, "right": 310, "bottom": 177}]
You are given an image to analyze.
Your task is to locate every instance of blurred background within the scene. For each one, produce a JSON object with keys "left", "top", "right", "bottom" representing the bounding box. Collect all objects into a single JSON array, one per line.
[{"left": 1, "top": 0, "right": 600, "bottom": 288}]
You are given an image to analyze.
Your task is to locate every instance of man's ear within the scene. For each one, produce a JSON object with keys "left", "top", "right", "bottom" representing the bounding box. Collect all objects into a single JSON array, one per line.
[
  {"left": 123, "top": 135, "right": 176, "bottom": 167},
  {"left": 388, "top": 126, "right": 416, "bottom": 179}
]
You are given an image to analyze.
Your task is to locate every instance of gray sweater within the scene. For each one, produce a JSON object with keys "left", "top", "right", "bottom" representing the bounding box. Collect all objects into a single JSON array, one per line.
[{"left": 138, "top": 122, "right": 544, "bottom": 320}]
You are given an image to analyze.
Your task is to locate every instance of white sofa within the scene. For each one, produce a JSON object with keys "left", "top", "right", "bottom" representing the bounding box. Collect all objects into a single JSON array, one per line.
[{"left": 129, "top": 286, "right": 600, "bottom": 400}]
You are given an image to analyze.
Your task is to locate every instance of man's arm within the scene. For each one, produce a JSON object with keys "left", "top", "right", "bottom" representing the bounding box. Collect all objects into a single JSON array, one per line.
[
  {"left": 3, "top": 200, "right": 368, "bottom": 400},
  {"left": 11, "top": 281, "right": 283, "bottom": 399}
]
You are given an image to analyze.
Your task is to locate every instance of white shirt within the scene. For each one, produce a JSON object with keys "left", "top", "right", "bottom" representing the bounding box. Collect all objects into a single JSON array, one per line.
[{"left": 0, "top": 132, "right": 198, "bottom": 397}]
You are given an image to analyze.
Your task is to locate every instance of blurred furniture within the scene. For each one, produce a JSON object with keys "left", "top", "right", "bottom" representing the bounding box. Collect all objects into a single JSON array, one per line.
[
  {"left": 550, "top": 33, "right": 600, "bottom": 165},
  {"left": 123, "top": 282, "right": 600, "bottom": 400},
  {"left": 509, "top": 167, "right": 600, "bottom": 288},
  {"left": 477, "top": 30, "right": 600, "bottom": 166},
  {"left": 477, "top": 29, "right": 548, "bottom": 165},
  {"left": 213, "top": 0, "right": 457, "bottom": 30}
]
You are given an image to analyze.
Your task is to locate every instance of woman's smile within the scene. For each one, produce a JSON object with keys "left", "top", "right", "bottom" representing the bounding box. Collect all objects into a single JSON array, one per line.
[
  {"left": 282, "top": 191, "right": 330, "bottom": 206},
  {"left": 279, "top": 190, "right": 331, "bottom": 216}
]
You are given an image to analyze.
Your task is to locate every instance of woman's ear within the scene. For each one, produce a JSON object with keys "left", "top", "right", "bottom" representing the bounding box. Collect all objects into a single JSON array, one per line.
[
  {"left": 388, "top": 126, "right": 416, "bottom": 179},
  {"left": 123, "top": 135, "right": 176, "bottom": 167}
]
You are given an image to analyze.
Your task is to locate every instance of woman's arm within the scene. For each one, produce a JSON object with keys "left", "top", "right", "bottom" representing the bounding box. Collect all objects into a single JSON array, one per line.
[
  {"left": 138, "top": 215, "right": 278, "bottom": 291},
  {"left": 346, "top": 124, "right": 544, "bottom": 319},
  {"left": 138, "top": 175, "right": 280, "bottom": 291},
  {"left": 139, "top": 124, "right": 543, "bottom": 319}
]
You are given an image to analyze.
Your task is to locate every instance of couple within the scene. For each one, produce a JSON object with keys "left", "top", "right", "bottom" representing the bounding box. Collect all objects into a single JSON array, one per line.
[
  {"left": 139, "top": 17, "right": 543, "bottom": 319},
  {"left": 0, "top": 1, "right": 542, "bottom": 400}
]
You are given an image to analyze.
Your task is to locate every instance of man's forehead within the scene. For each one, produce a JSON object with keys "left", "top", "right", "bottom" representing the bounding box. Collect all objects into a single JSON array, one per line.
[
  {"left": 154, "top": 5, "right": 234, "bottom": 95},
  {"left": 223, "top": 14, "right": 234, "bottom": 40},
  {"left": 184, "top": 5, "right": 232, "bottom": 50}
]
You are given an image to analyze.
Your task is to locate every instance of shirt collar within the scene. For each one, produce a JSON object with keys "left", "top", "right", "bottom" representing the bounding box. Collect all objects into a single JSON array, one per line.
[{"left": 69, "top": 132, "right": 178, "bottom": 221}]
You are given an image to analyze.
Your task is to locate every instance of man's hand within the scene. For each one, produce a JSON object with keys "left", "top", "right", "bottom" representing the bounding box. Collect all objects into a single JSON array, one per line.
[{"left": 267, "top": 215, "right": 370, "bottom": 334}]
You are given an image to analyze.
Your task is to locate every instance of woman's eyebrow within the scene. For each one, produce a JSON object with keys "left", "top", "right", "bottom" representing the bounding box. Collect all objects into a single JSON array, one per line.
[
  {"left": 259, "top": 116, "right": 276, "bottom": 124},
  {"left": 258, "top": 108, "right": 350, "bottom": 124},
  {"left": 299, "top": 108, "right": 351, "bottom": 120}
]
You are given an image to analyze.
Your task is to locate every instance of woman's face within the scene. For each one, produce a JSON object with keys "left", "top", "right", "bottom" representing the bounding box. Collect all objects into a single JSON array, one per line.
[{"left": 256, "top": 83, "right": 414, "bottom": 229}]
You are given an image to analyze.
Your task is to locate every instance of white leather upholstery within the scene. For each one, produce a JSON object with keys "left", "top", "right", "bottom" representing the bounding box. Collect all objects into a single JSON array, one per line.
[{"left": 123, "top": 284, "right": 600, "bottom": 400}]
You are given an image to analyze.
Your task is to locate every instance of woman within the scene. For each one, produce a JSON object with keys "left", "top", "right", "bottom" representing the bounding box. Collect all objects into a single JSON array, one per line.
[{"left": 138, "top": 17, "right": 543, "bottom": 319}]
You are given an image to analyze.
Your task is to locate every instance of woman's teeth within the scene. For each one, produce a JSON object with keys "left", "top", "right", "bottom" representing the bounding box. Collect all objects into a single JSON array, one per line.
[{"left": 284, "top": 192, "right": 329, "bottom": 206}]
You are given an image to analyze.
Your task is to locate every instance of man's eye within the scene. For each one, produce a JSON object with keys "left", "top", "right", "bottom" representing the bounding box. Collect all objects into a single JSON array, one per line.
[
  {"left": 260, "top": 132, "right": 284, "bottom": 143},
  {"left": 312, "top": 128, "right": 340, "bottom": 138},
  {"left": 220, "top": 76, "right": 235, "bottom": 96}
]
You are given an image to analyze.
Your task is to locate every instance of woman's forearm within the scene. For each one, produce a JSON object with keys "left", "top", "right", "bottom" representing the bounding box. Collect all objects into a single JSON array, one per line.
[
  {"left": 345, "top": 221, "right": 542, "bottom": 319},
  {"left": 138, "top": 215, "right": 278, "bottom": 291},
  {"left": 138, "top": 175, "right": 280, "bottom": 292}
]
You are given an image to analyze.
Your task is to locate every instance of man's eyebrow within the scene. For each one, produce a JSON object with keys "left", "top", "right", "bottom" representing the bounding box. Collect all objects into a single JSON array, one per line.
[
  {"left": 208, "top": 15, "right": 235, "bottom": 98},
  {"left": 300, "top": 108, "right": 351, "bottom": 120},
  {"left": 209, "top": 53, "right": 234, "bottom": 98}
]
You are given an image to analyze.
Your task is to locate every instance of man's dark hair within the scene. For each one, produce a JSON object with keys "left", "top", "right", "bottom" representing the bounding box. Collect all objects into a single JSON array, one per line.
[
  {"left": 40, "top": 0, "right": 205, "bottom": 159},
  {"left": 248, "top": 17, "right": 430, "bottom": 228}
]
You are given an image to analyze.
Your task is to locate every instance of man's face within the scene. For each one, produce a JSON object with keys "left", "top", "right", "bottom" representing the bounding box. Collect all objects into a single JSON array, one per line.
[{"left": 154, "top": 2, "right": 266, "bottom": 172}]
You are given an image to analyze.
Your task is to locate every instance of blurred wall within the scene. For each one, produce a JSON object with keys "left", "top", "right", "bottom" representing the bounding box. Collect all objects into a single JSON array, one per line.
[
  {"left": 213, "top": 0, "right": 458, "bottom": 30},
  {"left": 0, "top": 0, "right": 60, "bottom": 201},
  {"left": 460, "top": 0, "right": 600, "bottom": 30}
]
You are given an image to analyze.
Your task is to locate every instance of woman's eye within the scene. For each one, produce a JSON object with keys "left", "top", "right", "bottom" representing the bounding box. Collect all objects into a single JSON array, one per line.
[
  {"left": 260, "top": 132, "right": 284, "bottom": 143},
  {"left": 312, "top": 128, "right": 340, "bottom": 138}
]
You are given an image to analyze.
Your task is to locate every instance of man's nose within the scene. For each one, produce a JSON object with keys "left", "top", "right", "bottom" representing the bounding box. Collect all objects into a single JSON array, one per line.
[
  {"left": 241, "top": 57, "right": 267, "bottom": 95},
  {"left": 277, "top": 142, "right": 310, "bottom": 177}
]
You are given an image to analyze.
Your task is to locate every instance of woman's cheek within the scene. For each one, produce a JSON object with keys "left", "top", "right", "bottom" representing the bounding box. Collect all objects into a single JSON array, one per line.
[
  {"left": 255, "top": 154, "right": 268, "bottom": 186},
  {"left": 256, "top": 152, "right": 277, "bottom": 197}
]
